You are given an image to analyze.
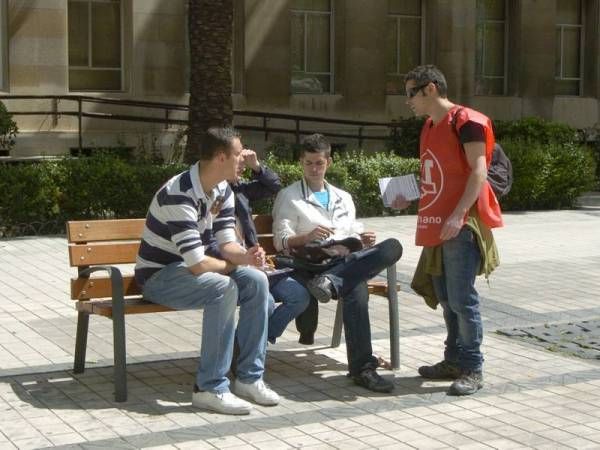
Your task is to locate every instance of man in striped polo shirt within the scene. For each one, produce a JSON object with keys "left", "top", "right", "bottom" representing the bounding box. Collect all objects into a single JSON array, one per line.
[{"left": 135, "top": 127, "right": 279, "bottom": 415}]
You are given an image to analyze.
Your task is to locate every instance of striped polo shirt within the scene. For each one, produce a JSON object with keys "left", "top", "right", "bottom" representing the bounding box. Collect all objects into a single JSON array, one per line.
[{"left": 134, "top": 162, "right": 236, "bottom": 287}]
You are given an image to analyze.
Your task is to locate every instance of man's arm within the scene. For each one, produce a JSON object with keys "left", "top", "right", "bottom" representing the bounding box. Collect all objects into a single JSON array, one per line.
[
  {"left": 440, "top": 141, "right": 487, "bottom": 240},
  {"left": 236, "top": 166, "right": 282, "bottom": 201},
  {"left": 234, "top": 149, "right": 282, "bottom": 201},
  {"left": 188, "top": 255, "right": 235, "bottom": 275}
]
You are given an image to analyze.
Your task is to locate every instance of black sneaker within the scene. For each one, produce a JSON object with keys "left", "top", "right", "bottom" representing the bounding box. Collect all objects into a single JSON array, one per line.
[
  {"left": 353, "top": 368, "right": 394, "bottom": 393},
  {"left": 418, "top": 360, "right": 461, "bottom": 380},
  {"left": 448, "top": 370, "right": 483, "bottom": 396},
  {"left": 307, "top": 276, "right": 334, "bottom": 303}
]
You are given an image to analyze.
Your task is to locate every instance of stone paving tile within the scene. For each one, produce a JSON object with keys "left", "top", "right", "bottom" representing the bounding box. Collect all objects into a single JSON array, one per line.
[{"left": 1, "top": 211, "right": 600, "bottom": 449}]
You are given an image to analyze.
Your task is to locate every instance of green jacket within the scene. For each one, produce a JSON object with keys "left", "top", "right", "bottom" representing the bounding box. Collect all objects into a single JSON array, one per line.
[{"left": 410, "top": 208, "right": 500, "bottom": 309}]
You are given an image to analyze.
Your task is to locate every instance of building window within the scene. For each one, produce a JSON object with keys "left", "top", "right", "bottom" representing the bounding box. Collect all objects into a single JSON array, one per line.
[
  {"left": 291, "top": 0, "right": 333, "bottom": 94},
  {"left": 0, "top": 0, "right": 7, "bottom": 91},
  {"left": 68, "top": 0, "right": 123, "bottom": 91},
  {"left": 555, "top": 0, "right": 583, "bottom": 95},
  {"left": 475, "top": 0, "right": 507, "bottom": 95},
  {"left": 386, "top": 0, "right": 423, "bottom": 95}
]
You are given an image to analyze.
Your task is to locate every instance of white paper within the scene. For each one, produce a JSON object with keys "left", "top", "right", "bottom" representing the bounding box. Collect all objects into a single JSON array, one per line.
[{"left": 378, "top": 174, "right": 420, "bottom": 207}]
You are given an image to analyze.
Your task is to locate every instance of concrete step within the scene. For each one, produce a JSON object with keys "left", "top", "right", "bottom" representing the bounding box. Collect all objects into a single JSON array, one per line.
[{"left": 575, "top": 191, "right": 600, "bottom": 208}]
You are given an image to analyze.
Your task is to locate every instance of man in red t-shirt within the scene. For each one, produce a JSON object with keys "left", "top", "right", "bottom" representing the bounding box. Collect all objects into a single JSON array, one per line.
[{"left": 392, "top": 65, "right": 503, "bottom": 396}]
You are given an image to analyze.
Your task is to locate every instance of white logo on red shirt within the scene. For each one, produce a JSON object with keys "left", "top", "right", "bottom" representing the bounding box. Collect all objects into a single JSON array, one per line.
[{"left": 419, "top": 149, "right": 444, "bottom": 212}]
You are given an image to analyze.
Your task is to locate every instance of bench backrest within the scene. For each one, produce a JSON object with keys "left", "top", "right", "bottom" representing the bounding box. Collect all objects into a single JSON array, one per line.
[{"left": 67, "top": 215, "right": 276, "bottom": 301}]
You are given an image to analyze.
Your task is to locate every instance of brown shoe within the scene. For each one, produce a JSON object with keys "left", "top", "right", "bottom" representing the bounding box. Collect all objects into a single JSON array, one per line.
[
  {"left": 418, "top": 360, "right": 461, "bottom": 380},
  {"left": 448, "top": 370, "right": 483, "bottom": 395}
]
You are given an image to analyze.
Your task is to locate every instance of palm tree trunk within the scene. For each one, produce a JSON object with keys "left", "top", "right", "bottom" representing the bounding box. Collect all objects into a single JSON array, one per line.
[{"left": 185, "top": 0, "right": 234, "bottom": 164}]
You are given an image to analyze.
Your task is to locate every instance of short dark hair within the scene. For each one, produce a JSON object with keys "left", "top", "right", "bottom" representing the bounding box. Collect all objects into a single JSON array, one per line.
[
  {"left": 198, "top": 127, "right": 240, "bottom": 161},
  {"left": 299, "top": 133, "right": 331, "bottom": 158},
  {"left": 404, "top": 64, "right": 448, "bottom": 98}
]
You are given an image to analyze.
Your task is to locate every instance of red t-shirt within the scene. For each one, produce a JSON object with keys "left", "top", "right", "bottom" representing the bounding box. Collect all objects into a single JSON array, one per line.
[{"left": 415, "top": 106, "right": 503, "bottom": 247}]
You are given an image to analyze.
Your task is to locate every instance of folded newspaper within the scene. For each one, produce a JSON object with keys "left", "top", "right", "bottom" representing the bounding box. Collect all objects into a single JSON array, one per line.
[{"left": 378, "top": 174, "right": 420, "bottom": 207}]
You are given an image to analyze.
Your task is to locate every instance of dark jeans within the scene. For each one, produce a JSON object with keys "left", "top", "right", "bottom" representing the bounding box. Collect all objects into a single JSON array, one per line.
[
  {"left": 294, "top": 238, "right": 402, "bottom": 375},
  {"left": 431, "top": 227, "right": 483, "bottom": 371}
]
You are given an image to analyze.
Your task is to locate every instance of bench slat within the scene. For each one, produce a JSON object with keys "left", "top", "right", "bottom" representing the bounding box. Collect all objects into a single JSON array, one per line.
[
  {"left": 253, "top": 214, "right": 272, "bottom": 234},
  {"left": 71, "top": 274, "right": 395, "bottom": 301},
  {"left": 69, "top": 242, "right": 140, "bottom": 266},
  {"left": 67, "top": 219, "right": 145, "bottom": 243},
  {"left": 257, "top": 234, "right": 277, "bottom": 255},
  {"left": 368, "top": 280, "right": 400, "bottom": 296},
  {"left": 71, "top": 275, "right": 140, "bottom": 300},
  {"left": 76, "top": 298, "right": 174, "bottom": 317}
]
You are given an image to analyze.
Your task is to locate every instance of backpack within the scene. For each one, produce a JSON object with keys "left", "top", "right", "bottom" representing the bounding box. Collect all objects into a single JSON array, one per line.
[{"left": 451, "top": 108, "right": 513, "bottom": 198}]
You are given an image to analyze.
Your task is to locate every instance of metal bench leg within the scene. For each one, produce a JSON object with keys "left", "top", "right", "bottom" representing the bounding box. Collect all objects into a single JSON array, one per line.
[
  {"left": 110, "top": 269, "right": 127, "bottom": 402},
  {"left": 387, "top": 263, "right": 400, "bottom": 369},
  {"left": 73, "top": 311, "right": 89, "bottom": 373},
  {"left": 331, "top": 299, "right": 344, "bottom": 348}
]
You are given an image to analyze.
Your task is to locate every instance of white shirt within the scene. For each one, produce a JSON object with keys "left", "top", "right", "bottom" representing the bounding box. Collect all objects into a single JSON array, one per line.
[{"left": 272, "top": 178, "right": 359, "bottom": 252}]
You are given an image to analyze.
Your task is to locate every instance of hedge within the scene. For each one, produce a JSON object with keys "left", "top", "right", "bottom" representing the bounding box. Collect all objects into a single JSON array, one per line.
[
  {"left": 499, "top": 139, "right": 596, "bottom": 210},
  {"left": 0, "top": 138, "right": 596, "bottom": 237}
]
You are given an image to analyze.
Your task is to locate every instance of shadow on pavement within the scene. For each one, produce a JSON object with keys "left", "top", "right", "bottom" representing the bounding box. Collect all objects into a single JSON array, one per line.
[{"left": 7, "top": 350, "right": 448, "bottom": 415}]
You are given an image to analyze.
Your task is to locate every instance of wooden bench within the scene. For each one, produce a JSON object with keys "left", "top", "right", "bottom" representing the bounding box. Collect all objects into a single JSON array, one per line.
[{"left": 67, "top": 216, "right": 400, "bottom": 402}]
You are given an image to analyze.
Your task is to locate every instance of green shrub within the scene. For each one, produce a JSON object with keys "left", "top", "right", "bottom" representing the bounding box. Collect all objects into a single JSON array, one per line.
[
  {"left": 495, "top": 116, "right": 579, "bottom": 146},
  {"left": 0, "top": 161, "right": 62, "bottom": 234},
  {"left": 386, "top": 115, "right": 581, "bottom": 159},
  {"left": 0, "top": 154, "right": 184, "bottom": 236},
  {"left": 0, "top": 139, "right": 596, "bottom": 237},
  {"left": 385, "top": 116, "right": 425, "bottom": 158},
  {"left": 56, "top": 152, "right": 183, "bottom": 220},
  {"left": 0, "top": 101, "right": 18, "bottom": 154},
  {"left": 500, "top": 139, "right": 596, "bottom": 210}
]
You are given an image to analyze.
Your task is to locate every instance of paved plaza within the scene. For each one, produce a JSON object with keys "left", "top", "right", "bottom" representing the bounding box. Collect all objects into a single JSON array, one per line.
[{"left": 1, "top": 207, "right": 600, "bottom": 449}]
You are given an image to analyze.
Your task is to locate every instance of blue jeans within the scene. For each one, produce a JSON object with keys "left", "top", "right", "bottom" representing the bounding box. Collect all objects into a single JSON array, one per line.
[
  {"left": 294, "top": 238, "right": 403, "bottom": 375},
  {"left": 268, "top": 276, "right": 311, "bottom": 343},
  {"left": 431, "top": 227, "right": 483, "bottom": 371},
  {"left": 142, "top": 263, "right": 269, "bottom": 393}
]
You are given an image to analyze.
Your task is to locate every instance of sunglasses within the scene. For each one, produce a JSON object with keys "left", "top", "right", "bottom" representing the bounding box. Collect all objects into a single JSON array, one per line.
[{"left": 406, "top": 82, "right": 432, "bottom": 98}]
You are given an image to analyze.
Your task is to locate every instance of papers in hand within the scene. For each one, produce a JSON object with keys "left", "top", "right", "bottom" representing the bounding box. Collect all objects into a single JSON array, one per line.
[{"left": 378, "top": 174, "right": 420, "bottom": 207}]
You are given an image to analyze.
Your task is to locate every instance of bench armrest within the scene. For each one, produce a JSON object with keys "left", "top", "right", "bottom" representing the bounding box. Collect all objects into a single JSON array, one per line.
[{"left": 78, "top": 266, "right": 125, "bottom": 319}]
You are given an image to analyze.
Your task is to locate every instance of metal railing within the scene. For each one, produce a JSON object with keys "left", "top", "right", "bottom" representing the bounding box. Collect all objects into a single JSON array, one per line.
[{"left": 0, "top": 95, "right": 398, "bottom": 152}]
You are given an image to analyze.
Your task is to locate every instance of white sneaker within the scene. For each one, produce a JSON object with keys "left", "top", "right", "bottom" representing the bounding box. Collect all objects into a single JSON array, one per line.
[
  {"left": 232, "top": 379, "right": 280, "bottom": 406},
  {"left": 191, "top": 390, "right": 253, "bottom": 415}
]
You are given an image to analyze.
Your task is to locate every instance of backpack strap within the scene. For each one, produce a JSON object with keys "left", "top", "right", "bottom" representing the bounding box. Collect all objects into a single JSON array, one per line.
[{"left": 450, "top": 106, "right": 465, "bottom": 144}]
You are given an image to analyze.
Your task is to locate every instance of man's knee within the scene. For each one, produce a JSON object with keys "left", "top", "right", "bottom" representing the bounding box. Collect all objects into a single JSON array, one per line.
[
  {"left": 236, "top": 267, "right": 269, "bottom": 305},
  {"left": 246, "top": 267, "right": 269, "bottom": 291},
  {"left": 378, "top": 238, "right": 403, "bottom": 265}
]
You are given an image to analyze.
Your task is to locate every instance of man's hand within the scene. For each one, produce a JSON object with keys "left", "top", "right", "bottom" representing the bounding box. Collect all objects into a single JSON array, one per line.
[
  {"left": 390, "top": 194, "right": 412, "bottom": 211},
  {"left": 242, "top": 149, "right": 260, "bottom": 172},
  {"left": 307, "top": 225, "right": 334, "bottom": 242},
  {"left": 245, "top": 244, "right": 266, "bottom": 267},
  {"left": 360, "top": 231, "right": 376, "bottom": 248},
  {"left": 440, "top": 213, "right": 464, "bottom": 241}
]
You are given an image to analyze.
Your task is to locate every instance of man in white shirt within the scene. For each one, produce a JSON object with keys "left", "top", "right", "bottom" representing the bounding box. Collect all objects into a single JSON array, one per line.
[{"left": 272, "top": 134, "right": 403, "bottom": 393}]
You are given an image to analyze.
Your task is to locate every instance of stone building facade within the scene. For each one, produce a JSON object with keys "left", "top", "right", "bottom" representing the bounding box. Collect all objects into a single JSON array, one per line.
[{"left": 0, "top": 0, "right": 599, "bottom": 156}]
